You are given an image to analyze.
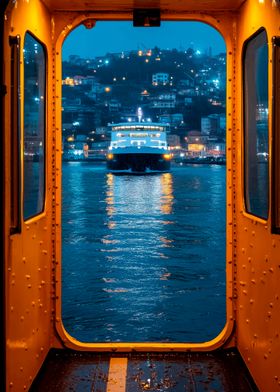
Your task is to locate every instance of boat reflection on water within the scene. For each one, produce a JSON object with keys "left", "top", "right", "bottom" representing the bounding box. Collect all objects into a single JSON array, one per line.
[{"left": 105, "top": 172, "right": 174, "bottom": 219}]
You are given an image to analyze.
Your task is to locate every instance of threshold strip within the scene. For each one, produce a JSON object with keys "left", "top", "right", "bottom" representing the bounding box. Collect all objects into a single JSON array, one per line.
[{"left": 106, "top": 357, "right": 128, "bottom": 392}]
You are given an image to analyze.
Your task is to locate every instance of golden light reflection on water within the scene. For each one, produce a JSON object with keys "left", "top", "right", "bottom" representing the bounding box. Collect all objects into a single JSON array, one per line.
[
  {"left": 160, "top": 173, "right": 173, "bottom": 214},
  {"left": 105, "top": 173, "right": 115, "bottom": 216}
]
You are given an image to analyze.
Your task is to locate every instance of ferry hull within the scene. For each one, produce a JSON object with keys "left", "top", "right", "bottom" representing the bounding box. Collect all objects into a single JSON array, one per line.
[{"left": 107, "top": 153, "right": 171, "bottom": 173}]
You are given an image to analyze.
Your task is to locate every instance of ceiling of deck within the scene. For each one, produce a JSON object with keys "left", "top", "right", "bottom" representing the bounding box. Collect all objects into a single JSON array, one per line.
[{"left": 42, "top": 0, "right": 246, "bottom": 13}]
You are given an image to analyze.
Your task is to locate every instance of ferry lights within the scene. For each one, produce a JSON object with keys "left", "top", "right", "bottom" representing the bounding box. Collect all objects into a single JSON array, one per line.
[
  {"left": 107, "top": 153, "right": 114, "bottom": 160},
  {"left": 163, "top": 153, "right": 172, "bottom": 160}
]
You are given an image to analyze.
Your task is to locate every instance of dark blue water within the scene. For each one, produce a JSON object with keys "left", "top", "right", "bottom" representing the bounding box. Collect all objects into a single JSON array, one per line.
[{"left": 62, "top": 162, "right": 226, "bottom": 342}]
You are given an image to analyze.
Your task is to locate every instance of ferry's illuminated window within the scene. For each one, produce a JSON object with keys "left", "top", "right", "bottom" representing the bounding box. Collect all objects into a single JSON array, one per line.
[
  {"left": 244, "top": 29, "right": 269, "bottom": 219},
  {"left": 23, "top": 33, "right": 46, "bottom": 220}
]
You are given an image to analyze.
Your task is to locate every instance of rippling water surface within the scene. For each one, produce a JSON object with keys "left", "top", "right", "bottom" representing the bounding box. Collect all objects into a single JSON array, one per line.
[{"left": 62, "top": 162, "right": 226, "bottom": 342}]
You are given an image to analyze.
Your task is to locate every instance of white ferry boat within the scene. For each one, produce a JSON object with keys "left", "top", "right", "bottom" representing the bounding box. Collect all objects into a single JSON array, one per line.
[{"left": 106, "top": 122, "right": 172, "bottom": 173}]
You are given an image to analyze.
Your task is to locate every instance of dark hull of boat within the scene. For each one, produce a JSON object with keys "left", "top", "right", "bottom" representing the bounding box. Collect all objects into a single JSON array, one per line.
[{"left": 107, "top": 153, "right": 171, "bottom": 173}]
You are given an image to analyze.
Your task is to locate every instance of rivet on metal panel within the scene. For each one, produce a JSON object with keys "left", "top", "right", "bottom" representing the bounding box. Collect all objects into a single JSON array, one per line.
[
  {"left": 9, "top": 382, "right": 13, "bottom": 387},
  {"left": 27, "top": 284, "right": 31, "bottom": 289},
  {"left": 269, "top": 268, "right": 274, "bottom": 273},
  {"left": 20, "top": 367, "right": 23, "bottom": 372},
  {"left": 254, "top": 334, "right": 258, "bottom": 339},
  {"left": 10, "top": 306, "right": 14, "bottom": 312},
  {"left": 20, "top": 316, "right": 24, "bottom": 321},
  {"left": 264, "top": 354, "right": 268, "bottom": 359},
  {"left": 242, "top": 264, "right": 246, "bottom": 269},
  {"left": 248, "top": 257, "right": 252, "bottom": 263},
  {"left": 263, "top": 270, "right": 267, "bottom": 275},
  {"left": 246, "top": 318, "right": 250, "bottom": 323},
  {"left": 32, "top": 234, "right": 36, "bottom": 239},
  {"left": 251, "top": 279, "right": 256, "bottom": 284},
  {"left": 22, "top": 257, "right": 26, "bottom": 263},
  {"left": 252, "top": 231, "right": 255, "bottom": 236},
  {"left": 25, "top": 274, "right": 30, "bottom": 279},
  {"left": 31, "top": 301, "right": 35, "bottom": 307},
  {"left": 250, "top": 299, "right": 254, "bottom": 304},
  {"left": 242, "top": 248, "right": 245, "bottom": 253}
]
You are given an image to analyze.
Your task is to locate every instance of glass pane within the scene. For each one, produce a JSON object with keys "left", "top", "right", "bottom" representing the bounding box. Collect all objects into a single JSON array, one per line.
[
  {"left": 244, "top": 30, "right": 269, "bottom": 219},
  {"left": 62, "top": 21, "right": 227, "bottom": 343},
  {"left": 23, "top": 33, "right": 45, "bottom": 220}
]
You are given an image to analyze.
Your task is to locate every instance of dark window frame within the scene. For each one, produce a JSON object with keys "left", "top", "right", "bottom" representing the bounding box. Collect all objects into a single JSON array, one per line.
[
  {"left": 272, "top": 36, "right": 280, "bottom": 233},
  {"left": 243, "top": 28, "right": 269, "bottom": 221},
  {"left": 23, "top": 31, "right": 47, "bottom": 221},
  {"left": 9, "top": 35, "right": 21, "bottom": 234}
]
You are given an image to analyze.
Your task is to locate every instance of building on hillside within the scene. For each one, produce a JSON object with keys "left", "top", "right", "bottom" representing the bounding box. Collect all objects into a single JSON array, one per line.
[{"left": 152, "top": 72, "right": 169, "bottom": 86}]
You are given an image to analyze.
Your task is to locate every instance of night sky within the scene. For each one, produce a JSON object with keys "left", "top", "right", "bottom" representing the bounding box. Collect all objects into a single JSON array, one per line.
[{"left": 63, "top": 21, "right": 226, "bottom": 60}]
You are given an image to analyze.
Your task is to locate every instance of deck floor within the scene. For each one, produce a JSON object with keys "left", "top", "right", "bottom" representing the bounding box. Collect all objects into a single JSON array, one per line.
[{"left": 30, "top": 349, "right": 259, "bottom": 392}]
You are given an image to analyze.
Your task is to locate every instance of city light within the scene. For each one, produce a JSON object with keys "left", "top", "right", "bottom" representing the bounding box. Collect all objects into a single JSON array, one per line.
[{"left": 62, "top": 43, "right": 226, "bottom": 163}]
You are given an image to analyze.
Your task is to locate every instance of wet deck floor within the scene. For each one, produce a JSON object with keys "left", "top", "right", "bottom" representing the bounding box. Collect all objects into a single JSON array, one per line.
[{"left": 30, "top": 349, "right": 259, "bottom": 392}]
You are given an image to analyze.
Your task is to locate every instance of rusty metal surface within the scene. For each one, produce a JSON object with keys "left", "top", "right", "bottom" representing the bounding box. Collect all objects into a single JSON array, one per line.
[
  {"left": 30, "top": 349, "right": 259, "bottom": 391},
  {"left": 30, "top": 351, "right": 110, "bottom": 392}
]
